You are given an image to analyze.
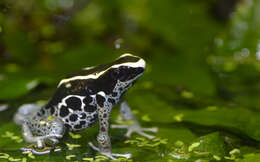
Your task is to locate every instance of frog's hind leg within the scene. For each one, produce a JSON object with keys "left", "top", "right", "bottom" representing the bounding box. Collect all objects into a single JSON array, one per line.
[
  {"left": 22, "top": 116, "right": 65, "bottom": 151},
  {"left": 111, "top": 100, "right": 158, "bottom": 139},
  {"left": 14, "top": 104, "right": 42, "bottom": 125}
]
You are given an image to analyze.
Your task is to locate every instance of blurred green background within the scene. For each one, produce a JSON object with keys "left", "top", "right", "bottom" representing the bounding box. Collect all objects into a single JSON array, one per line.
[{"left": 0, "top": 0, "right": 260, "bottom": 161}]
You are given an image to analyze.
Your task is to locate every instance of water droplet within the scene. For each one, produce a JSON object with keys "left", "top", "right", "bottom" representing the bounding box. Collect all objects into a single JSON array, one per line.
[{"left": 114, "top": 38, "right": 124, "bottom": 49}]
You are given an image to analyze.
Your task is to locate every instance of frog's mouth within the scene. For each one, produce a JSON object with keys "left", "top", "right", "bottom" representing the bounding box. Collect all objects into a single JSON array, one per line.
[{"left": 128, "top": 67, "right": 145, "bottom": 80}]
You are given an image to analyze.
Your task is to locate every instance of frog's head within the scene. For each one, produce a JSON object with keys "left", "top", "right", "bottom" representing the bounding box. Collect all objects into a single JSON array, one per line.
[
  {"left": 57, "top": 54, "right": 145, "bottom": 103},
  {"left": 108, "top": 53, "right": 145, "bottom": 82},
  {"left": 93, "top": 53, "right": 146, "bottom": 100}
]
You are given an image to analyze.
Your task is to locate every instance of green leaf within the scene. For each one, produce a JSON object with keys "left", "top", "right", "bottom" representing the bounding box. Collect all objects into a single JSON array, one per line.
[
  {"left": 0, "top": 78, "right": 38, "bottom": 100},
  {"left": 190, "top": 132, "right": 226, "bottom": 157}
]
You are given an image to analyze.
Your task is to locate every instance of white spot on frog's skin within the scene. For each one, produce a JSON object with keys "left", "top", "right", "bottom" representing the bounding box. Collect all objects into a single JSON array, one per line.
[
  {"left": 57, "top": 54, "right": 145, "bottom": 87},
  {"left": 97, "top": 91, "right": 106, "bottom": 97},
  {"left": 68, "top": 109, "right": 74, "bottom": 113},
  {"left": 65, "top": 83, "right": 71, "bottom": 88}
]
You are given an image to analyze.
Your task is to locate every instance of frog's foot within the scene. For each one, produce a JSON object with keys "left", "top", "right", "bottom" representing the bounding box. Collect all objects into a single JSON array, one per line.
[
  {"left": 21, "top": 133, "right": 62, "bottom": 155},
  {"left": 23, "top": 134, "right": 62, "bottom": 149},
  {"left": 21, "top": 145, "right": 62, "bottom": 155},
  {"left": 22, "top": 116, "right": 64, "bottom": 148},
  {"left": 23, "top": 123, "right": 62, "bottom": 147},
  {"left": 88, "top": 142, "right": 131, "bottom": 160},
  {"left": 111, "top": 123, "right": 158, "bottom": 139}
]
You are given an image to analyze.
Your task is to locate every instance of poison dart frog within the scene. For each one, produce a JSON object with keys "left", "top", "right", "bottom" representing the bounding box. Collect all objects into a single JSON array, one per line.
[{"left": 14, "top": 53, "right": 158, "bottom": 160}]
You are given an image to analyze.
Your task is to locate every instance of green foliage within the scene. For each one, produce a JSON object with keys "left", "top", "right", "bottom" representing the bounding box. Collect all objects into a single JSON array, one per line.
[
  {"left": 0, "top": 78, "right": 38, "bottom": 100},
  {"left": 0, "top": 0, "right": 260, "bottom": 161}
]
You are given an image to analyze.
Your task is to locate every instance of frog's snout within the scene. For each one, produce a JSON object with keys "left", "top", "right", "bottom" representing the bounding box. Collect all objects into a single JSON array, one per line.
[
  {"left": 135, "top": 58, "right": 146, "bottom": 75},
  {"left": 138, "top": 58, "right": 146, "bottom": 69}
]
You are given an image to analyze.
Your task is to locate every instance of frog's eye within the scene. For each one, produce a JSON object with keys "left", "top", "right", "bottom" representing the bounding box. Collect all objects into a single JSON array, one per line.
[
  {"left": 111, "top": 67, "right": 128, "bottom": 81},
  {"left": 111, "top": 68, "right": 121, "bottom": 78}
]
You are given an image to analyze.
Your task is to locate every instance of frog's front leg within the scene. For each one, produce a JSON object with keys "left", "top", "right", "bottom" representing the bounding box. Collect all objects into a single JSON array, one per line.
[
  {"left": 88, "top": 93, "right": 131, "bottom": 160},
  {"left": 111, "top": 100, "right": 158, "bottom": 139},
  {"left": 22, "top": 116, "right": 64, "bottom": 154}
]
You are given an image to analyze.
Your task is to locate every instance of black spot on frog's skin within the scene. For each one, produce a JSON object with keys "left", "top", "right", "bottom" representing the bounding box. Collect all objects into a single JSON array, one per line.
[
  {"left": 83, "top": 96, "right": 93, "bottom": 104},
  {"left": 112, "top": 92, "right": 117, "bottom": 97},
  {"left": 80, "top": 121, "right": 86, "bottom": 126},
  {"left": 66, "top": 97, "right": 82, "bottom": 111},
  {"left": 75, "top": 121, "right": 86, "bottom": 129},
  {"left": 74, "top": 124, "right": 81, "bottom": 129},
  {"left": 108, "top": 98, "right": 115, "bottom": 105},
  {"left": 84, "top": 105, "right": 96, "bottom": 113},
  {"left": 64, "top": 123, "right": 72, "bottom": 129},
  {"left": 96, "top": 94, "right": 105, "bottom": 107},
  {"left": 69, "top": 114, "right": 78, "bottom": 122},
  {"left": 80, "top": 113, "right": 86, "bottom": 119},
  {"left": 60, "top": 106, "right": 69, "bottom": 117},
  {"left": 40, "top": 109, "right": 45, "bottom": 115},
  {"left": 85, "top": 87, "right": 94, "bottom": 94},
  {"left": 91, "top": 114, "right": 98, "bottom": 122}
]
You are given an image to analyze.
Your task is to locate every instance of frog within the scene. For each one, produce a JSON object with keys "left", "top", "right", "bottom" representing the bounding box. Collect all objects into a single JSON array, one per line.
[{"left": 14, "top": 53, "right": 158, "bottom": 160}]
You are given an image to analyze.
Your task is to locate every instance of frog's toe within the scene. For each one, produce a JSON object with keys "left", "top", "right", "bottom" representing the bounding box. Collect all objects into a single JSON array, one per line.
[
  {"left": 102, "top": 152, "right": 132, "bottom": 160},
  {"left": 45, "top": 137, "right": 60, "bottom": 145},
  {"left": 44, "top": 134, "right": 63, "bottom": 139},
  {"left": 36, "top": 139, "right": 45, "bottom": 148},
  {"left": 125, "top": 128, "right": 156, "bottom": 139},
  {"left": 21, "top": 145, "right": 61, "bottom": 155},
  {"left": 141, "top": 127, "right": 158, "bottom": 132},
  {"left": 132, "top": 130, "right": 155, "bottom": 139},
  {"left": 88, "top": 142, "right": 99, "bottom": 152},
  {"left": 111, "top": 124, "right": 158, "bottom": 139},
  {"left": 88, "top": 142, "right": 131, "bottom": 160},
  {"left": 111, "top": 124, "right": 129, "bottom": 129}
]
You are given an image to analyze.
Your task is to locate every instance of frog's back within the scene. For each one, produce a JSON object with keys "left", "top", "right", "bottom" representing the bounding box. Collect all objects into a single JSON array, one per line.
[
  {"left": 37, "top": 80, "right": 99, "bottom": 131},
  {"left": 37, "top": 54, "right": 145, "bottom": 132}
]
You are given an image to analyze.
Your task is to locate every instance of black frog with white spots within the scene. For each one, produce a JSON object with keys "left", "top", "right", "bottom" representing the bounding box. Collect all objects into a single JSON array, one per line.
[{"left": 15, "top": 54, "right": 158, "bottom": 160}]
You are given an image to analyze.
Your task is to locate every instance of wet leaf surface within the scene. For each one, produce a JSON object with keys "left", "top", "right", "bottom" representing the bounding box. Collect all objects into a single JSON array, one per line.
[{"left": 0, "top": 0, "right": 260, "bottom": 161}]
